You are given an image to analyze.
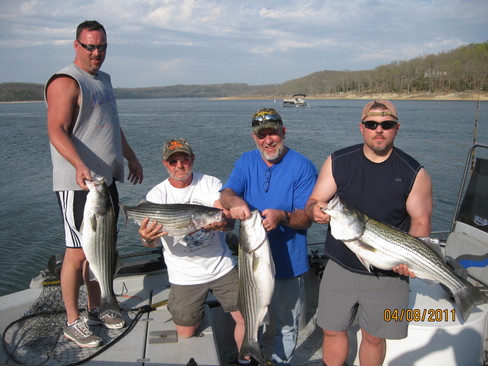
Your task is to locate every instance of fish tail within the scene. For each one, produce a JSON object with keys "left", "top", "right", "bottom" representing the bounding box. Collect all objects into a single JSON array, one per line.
[
  {"left": 453, "top": 283, "right": 488, "bottom": 322},
  {"left": 99, "top": 294, "right": 122, "bottom": 317},
  {"left": 239, "top": 340, "right": 263, "bottom": 365}
]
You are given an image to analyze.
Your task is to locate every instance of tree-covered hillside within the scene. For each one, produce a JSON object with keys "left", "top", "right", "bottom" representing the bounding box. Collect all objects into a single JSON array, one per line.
[{"left": 1, "top": 41, "right": 486, "bottom": 102}]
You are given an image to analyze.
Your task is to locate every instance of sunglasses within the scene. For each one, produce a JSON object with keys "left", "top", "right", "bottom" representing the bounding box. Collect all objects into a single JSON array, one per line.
[
  {"left": 263, "top": 168, "right": 272, "bottom": 193},
  {"left": 252, "top": 114, "right": 282, "bottom": 127},
  {"left": 77, "top": 40, "right": 107, "bottom": 52},
  {"left": 167, "top": 157, "right": 192, "bottom": 167},
  {"left": 362, "top": 121, "right": 398, "bottom": 130}
]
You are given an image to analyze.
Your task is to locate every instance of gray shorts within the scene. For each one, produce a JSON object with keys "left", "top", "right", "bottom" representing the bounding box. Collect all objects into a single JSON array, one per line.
[
  {"left": 317, "top": 260, "right": 409, "bottom": 339},
  {"left": 167, "top": 267, "right": 239, "bottom": 326}
]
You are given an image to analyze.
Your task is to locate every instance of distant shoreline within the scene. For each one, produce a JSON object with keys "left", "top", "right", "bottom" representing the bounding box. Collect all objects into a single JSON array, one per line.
[
  {"left": 2, "top": 91, "right": 487, "bottom": 104},
  {"left": 214, "top": 91, "right": 488, "bottom": 101}
]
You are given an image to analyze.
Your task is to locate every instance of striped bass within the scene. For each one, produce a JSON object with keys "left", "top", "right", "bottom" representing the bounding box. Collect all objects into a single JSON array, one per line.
[
  {"left": 82, "top": 176, "right": 123, "bottom": 320},
  {"left": 120, "top": 201, "right": 223, "bottom": 238},
  {"left": 323, "top": 195, "right": 488, "bottom": 322},
  {"left": 238, "top": 210, "right": 275, "bottom": 364}
]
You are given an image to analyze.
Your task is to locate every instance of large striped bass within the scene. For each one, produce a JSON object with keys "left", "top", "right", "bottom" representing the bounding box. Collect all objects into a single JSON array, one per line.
[
  {"left": 120, "top": 201, "right": 223, "bottom": 238},
  {"left": 323, "top": 195, "right": 488, "bottom": 322},
  {"left": 238, "top": 210, "right": 275, "bottom": 364},
  {"left": 82, "top": 176, "right": 123, "bottom": 321}
]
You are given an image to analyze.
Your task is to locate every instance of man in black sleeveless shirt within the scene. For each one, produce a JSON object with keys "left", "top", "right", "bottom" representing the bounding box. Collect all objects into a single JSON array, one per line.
[{"left": 305, "top": 100, "right": 432, "bottom": 366}]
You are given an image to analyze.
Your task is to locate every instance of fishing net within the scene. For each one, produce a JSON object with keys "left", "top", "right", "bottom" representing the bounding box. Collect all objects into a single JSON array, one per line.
[{"left": 2, "top": 268, "right": 148, "bottom": 366}]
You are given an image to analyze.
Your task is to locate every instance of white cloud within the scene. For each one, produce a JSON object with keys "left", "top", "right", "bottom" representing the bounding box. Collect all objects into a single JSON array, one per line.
[{"left": 0, "top": 0, "right": 486, "bottom": 86}]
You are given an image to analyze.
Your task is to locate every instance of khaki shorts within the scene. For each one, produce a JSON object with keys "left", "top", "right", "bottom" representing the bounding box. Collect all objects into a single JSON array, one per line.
[
  {"left": 317, "top": 260, "right": 409, "bottom": 339},
  {"left": 167, "top": 267, "right": 239, "bottom": 326}
]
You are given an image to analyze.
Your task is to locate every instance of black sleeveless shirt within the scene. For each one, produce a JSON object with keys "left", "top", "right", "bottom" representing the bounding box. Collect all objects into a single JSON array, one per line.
[{"left": 324, "top": 144, "right": 423, "bottom": 276}]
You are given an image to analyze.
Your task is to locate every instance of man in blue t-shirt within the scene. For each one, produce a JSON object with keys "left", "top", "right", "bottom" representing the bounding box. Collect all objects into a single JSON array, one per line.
[
  {"left": 305, "top": 100, "right": 433, "bottom": 366},
  {"left": 220, "top": 107, "right": 318, "bottom": 365}
]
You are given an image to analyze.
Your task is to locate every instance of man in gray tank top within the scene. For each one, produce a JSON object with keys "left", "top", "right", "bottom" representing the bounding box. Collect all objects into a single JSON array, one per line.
[{"left": 45, "top": 20, "right": 143, "bottom": 348}]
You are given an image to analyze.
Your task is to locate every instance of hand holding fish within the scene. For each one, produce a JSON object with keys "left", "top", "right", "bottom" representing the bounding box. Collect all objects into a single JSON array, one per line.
[
  {"left": 310, "top": 201, "right": 331, "bottom": 224},
  {"left": 392, "top": 264, "right": 416, "bottom": 278},
  {"left": 202, "top": 215, "right": 233, "bottom": 232},
  {"left": 78, "top": 166, "right": 93, "bottom": 190},
  {"left": 261, "top": 209, "right": 285, "bottom": 231},
  {"left": 138, "top": 217, "right": 167, "bottom": 248},
  {"left": 227, "top": 198, "right": 251, "bottom": 221}
]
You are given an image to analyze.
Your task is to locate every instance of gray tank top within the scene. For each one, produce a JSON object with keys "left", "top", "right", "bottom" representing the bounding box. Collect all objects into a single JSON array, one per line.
[{"left": 45, "top": 63, "right": 124, "bottom": 191}]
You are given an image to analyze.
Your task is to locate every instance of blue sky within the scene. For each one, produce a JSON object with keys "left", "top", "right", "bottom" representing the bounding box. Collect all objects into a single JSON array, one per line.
[{"left": 0, "top": 0, "right": 487, "bottom": 88}]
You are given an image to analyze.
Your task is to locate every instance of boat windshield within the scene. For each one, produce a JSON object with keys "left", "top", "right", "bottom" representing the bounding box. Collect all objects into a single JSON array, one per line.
[{"left": 457, "top": 157, "right": 488, "bottom": 233}]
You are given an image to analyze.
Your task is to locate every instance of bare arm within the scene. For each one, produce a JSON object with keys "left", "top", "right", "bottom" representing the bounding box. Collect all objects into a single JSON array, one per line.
[
  {"left": 304, "top": 155, "right": 337, "bottom": 224},
  {"left": 46, "top": 76, "right": 92, "bottom": 190},
  {"left": 406, "top": 168, "right": 433, "bottom": 237},
  {"left": 393, "top": 167, "right": 433, "bottom": 278}
]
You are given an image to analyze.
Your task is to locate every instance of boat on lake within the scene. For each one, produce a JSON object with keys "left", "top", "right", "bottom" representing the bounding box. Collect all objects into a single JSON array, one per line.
[
  {"left": 283, "top": 94, "right": 309, "bottom": 107},
  {"left": 1, "top": 144, "right": 488, "bottom": 365}
]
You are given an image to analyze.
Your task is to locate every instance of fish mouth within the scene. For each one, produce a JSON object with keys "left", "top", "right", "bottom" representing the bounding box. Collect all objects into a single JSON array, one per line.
[
  {"left": 326, "top": 195, "right": 341, "bottom": 210},
  {"left": 86, "top": 175, "right": 106, "bottom": 192}
]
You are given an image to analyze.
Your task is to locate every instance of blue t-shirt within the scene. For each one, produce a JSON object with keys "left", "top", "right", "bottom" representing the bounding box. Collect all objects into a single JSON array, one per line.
[{"left": 223, "top": 148, "right": 318, "bottom": 278}]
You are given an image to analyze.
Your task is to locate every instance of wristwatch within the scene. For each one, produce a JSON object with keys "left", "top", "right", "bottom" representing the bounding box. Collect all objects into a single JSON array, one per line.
[{"left": 281, "top": 211, "right": 290, "bottom": 226}]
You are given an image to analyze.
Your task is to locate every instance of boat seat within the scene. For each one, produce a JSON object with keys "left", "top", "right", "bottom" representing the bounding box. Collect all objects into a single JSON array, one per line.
[{"left": 445, "top": 225, "right": 488, "bottom": 286}]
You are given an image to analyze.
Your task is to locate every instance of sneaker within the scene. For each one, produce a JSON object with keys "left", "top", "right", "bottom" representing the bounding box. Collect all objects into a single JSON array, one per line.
[
  {"left": 86, "top": 309, "right": 125, "bottom": 330},
  {"left": 63, "top": 318, "right": 102, "bottom": 348}
]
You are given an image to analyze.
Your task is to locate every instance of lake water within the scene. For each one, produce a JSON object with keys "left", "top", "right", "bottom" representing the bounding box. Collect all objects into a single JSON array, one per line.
[{"left": 1, "top": 98, "right": 487, "bottom": 296}]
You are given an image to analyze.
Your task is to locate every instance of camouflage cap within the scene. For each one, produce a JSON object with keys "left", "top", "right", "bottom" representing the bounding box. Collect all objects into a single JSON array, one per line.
[
  {"left": 162, "top": 138, "right": 193, "bottom": 160},
  {"left": 251, "top": 108, "right": 283, "bottom": 134}
]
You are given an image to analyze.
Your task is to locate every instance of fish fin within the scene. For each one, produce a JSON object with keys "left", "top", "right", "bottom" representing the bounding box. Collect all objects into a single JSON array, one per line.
[
  {"left": 422, "top": 278, "right": 438, "bottom": 286},
  {"left": 87, "top": 266, "right": 98, "bottom": 282},
  {"left": 86, "top": 214, "right": 97, "bottom": 232},
  {"left": 261, "top": 308, "right": 270, "bottom": 326},
  {"left": 451, "top": 279, "right": 488, "bottom": 322},
  {"left": 119, "top": 204, "right": 128, "bottom": 226},
  {"left": 352, "top": 241, "right": 376, "bottom": 272},
  {"left": 355, "top": 255, "right": 374, "bottom": 273},
  {"left": 419, "top": 237, "right": 444, "bottom": 258},
  {"left": 357, "top": 241, "right": 377, "bottom": 253},
  {"left": 239, "top": 340, "right": 264, "bottom": 365},
  {"left": 115, "top": 251, "right": 122, "bottom": 276},
  {"left": 173, "top": 236, "right": 187, "bottom": 246}
]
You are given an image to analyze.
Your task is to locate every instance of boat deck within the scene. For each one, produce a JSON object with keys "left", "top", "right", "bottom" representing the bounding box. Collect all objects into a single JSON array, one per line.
[
  {"left": 0, "top": 270, "right": 229, "bottom": 366},
  {"left": 1, "top": 257, "right": 487, "bottom": 365}
]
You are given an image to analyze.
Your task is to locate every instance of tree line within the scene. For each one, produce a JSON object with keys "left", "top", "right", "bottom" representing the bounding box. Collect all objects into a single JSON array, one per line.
[
  {"left": 267, "top": 42, "right": 488, "bottom": 97},
  {"left": 1, "top": 41, "right": 486, "bottom": 102}
]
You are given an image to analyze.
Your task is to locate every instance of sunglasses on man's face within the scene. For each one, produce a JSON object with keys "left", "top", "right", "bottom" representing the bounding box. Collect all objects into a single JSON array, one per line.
[
  {"left": 362, "top": 120, "right": 398, "bottom": 130},
  {"left": 77, "top": 40, "right": 108, "bottom": 52},
  {"left": 167, "top": 157, "right": 192, "bottom": 167}
]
